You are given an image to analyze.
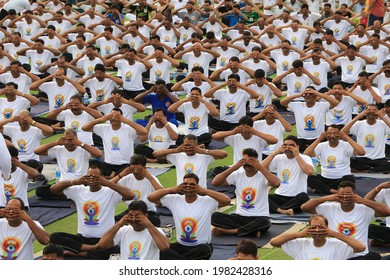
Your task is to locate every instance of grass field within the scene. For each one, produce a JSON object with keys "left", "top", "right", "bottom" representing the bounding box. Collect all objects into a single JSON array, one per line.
[{"left": 30, "top": 105, "right": 299, "bottom": 260}]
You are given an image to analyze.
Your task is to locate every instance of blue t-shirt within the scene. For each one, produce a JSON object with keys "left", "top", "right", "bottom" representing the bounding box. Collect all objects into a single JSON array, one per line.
[
  {"left": 142, "top": 93, "right": 178, "bottom": 126},
  {"left": 106, "top": 13, "right": 124, "bottom": 25},
  {"left": 225, "top": 14, "right": 243, "bottom": 27}
]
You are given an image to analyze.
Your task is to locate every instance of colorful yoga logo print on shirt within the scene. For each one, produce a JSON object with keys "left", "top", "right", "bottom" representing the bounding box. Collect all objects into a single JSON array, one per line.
[
  {"left": 71, "top": 120, "right": 80, "bottom": 132},
  {"left": 1, "top": 237, "right": 21, "bottom": 260},
  {"left": 111, "top": 136, "right": 120, "bottom": 150},
  {"left": 153, "top": 136, "right": 163, "bottom": 142},
  {"left": 365, "top": 134, "right": 375, "bottom": 148},
  {"left": 254, "top": 95, "right": 264, "bottom": 109},
  {"left": 180, "top": 217, "right": 198, "bottom": 243},
  {"left": 128, "top": 241, "right": 142, "bottom": 260},
  {"left": 304, "top": 115, "right": 316, "bottom": 131},
  {"left": 225, "top": 102, "right": 236, "bottom": 115},
  {"left": 337, "top": 222, "right": 356, "bottom": 238},
  {"left": 281, "top": 169, "right": 290, "bottom": 184},
  {"left": 241, "top": 187, "right": 256, "bottom": 209},
  {"left": 332, "top": 109, "right": 344, "bottom": 123},
  {"left": 3, "top": 183, "right": 15, "bottom": 203},
  {"left": 66, "top": 158, "right": 76, "bottom": 173},
  {"left": 326, "top": 156, "right": 336, "bottom": 169},
  {"left": 133, "top": 190, "right": 141, "bottom": 201},
  {"left": 3, "top": 108, "right": 13, "bottom": 119},
  {"left": 17, "top": 139, "right": 27, "bottom": 152},
  {"left": 384, "top": 84, "right": 390, "bottom": 95},
  {"left": 184, "top": 163, "right": 194, "bottom": 174},
  {"left": 188, "top": 116, "right": 200, "bottom": 130},
  {"left": 54, "top": 94, "right": 65, "bottom": 108},
  {"left": 83, "top": 201, "right": 100, "bottom": 226},
  {"left": 96, "top": 90, "right": 105, "bottom": 101}
]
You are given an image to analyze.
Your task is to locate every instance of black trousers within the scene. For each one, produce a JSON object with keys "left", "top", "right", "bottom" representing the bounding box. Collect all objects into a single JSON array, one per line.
[
  {"left": 160, "top": 242, "right": 213, "bottom": 260},
  {"left": 50, "top": 232, "right": 118, "bottom": 260},
  {"left": 211, "top": 212, "right": 271, "bottom": 237},
  {"left": 297, "top": 138, "right": 317, "bottom": 153},
  {"left": 208, "top": 116, "right": 239, "bottom": 131},
  {"left": 350, "top": 157, "right": 390, "bottom": 172},
  {"left": 268, "top": 193, "right": 310, "bottom": 213},
  {"left": 368, "top": 224, "right": 390, "bottom": 244},
  {"left": 307, "top": 174, "right": 355, "bottom": 194}
]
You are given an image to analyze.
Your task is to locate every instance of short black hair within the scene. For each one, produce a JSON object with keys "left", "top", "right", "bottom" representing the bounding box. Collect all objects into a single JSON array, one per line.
[
  {"left": 239, "top": 116, "right": 253, "bottom": 127},
  {"left": 183, "top": 173, "right": 199, "bottom": 184},
  {"left": 127, "top": 200, "right": 148, "bottom": 214},
  {"left": 284, "top": 135, "right": 298, "bottom": 145},
  {"left": 338, "top": 181, "right": 356, "bottom": 192},
  {"left": 236, "top": 240, "right": 258, "bottom": 258},
  {"left": 130, "top": 154, "right": 147, "bottom": 166},
  {"left": 243, "top": 148, "right": 258, "bottom": 158},
  {"left": 43, "top": 244, "right": 64, "bottom": 258}
]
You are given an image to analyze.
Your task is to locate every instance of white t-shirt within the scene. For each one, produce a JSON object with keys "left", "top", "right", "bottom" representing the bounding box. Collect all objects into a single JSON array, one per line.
[
  {"left": 85, "top": 78, "right": 118, "bottom": 103},
  {"left": 254, "top": 120, "right": 285, "bottom": 155},
  {"left": 203, "top": 21, "right": 223, "bottom": 39},
  {"left": 118, "top": 174, "right": 161, "bottom": 211},
  {"left": 375, "top": 188, "right": 390, "bottom": 227},
  {"left": 3, "top": 42, "right": 29, "bottom": 65},
  {"left": 289, "top": 102, "right": 330, "bottom": 140},
  {"left": 281, "top": 28, "right": 308, "bottom": 50},
  {"left": 373, "top": 73, "right": 390, "bottom": 102},
  {"left": 161, "top": 194, "right": 218, "bottom": 246},
  {"left": 269, "top": 153, "right": 313, "bottom": 196},
  {"left": 97, "top": 103, "right": 137, "bottom": 121},
  {"left": 227, "top": 169, "right": 269, "bottom": 217},
  {"left": 96, "top": 37, "right": 120, "bottom": 56},
  {"left": 3, "top": 126, "right": 44, "bottom": 161},
  {"left": 57, "top": 110, "right": 95, "bottom": 146},
  {"left": 39, "top": 81, "right": 79, "bottom": 111},
  {"left": 325, "top": 96, "right": 357, "bottom": 126},
  {"left": 122, "top": 33, "right": 145, "bottom": 50},
  {"left": 4, "top": 167, "right": 29, "bottom": 208},
  {"left": 304, "top": 61, "right": 331, "bottom": 90},
  {"left": 156, "top": 28, "right": 177, "bottom": 47},
  {"left": 15, "top": 21, "right": 41, "bottom": 41},
  {"left": 213, "top": 47, "right": 240, "bottom": 70},
  {"left": 351, "top": 86, "right": 381, "bottom": 115},
  {"left": 360, "top": 45, "right": 389, "bottom": 74},
  {"left": 336, "top": 57, "right": 366, "bottom": 84},
  {"left": 182, "top": 52, "right": 214, "bottom": 77},
  {"left": 220, "top": 69, "right": 250, "bottom": 84},
  {"left": 246, "top": 83, "right": 274, "bottom": 113},
  {"left": 113, "top": 225, "right": 165, "bottom": 260},
  {"left": 314, "top": 141, "right": 354, "bottom": 179},
  {"left": 148, "top": 123, "right": 178, "bottom": 150},
  {"left": 115, "top": 60, "right": 146, "bottom": 91},
  {"left": 316, "top": 202, "right": 374, "bottom": 256},
  {"left": 0, "top": 73, "right": 31, "bottom": 94},
  {"left": 93, "top": 124, "right": 137, "bottom": 165},
  {"left": 225, "top": 134, "right": 267, "bottom": 164},
  {"left": 182, "top": 82, "right": 211, "bottom": 97},
  {"left": 26, "top": 50, "right": 55, "bottom": 75},
  {"left": 148, "top": 59, "right": 171, "bottom": 84},
  {"left": 48, "top": 146, "right": 91, "bottom": 181},
  {"left": 282, "top": 237, "right": 356, "bottom": 260},
  {"left": 63, "top": 185, "right": 122, "bottom": 238},
  {"left": 67, "top": 45, "right": 87, "bottom": 61},
  {"left": 166, "top": 153, "right": 214, "bottom": 187},
  {"left": 270, "top": 50, "right": 301, "bottom": 80},
  {"left": 323, "top": 20, "right": 352, "bottom": 40},
  {"left": 77, "top": 57, "right": 104, "bottom": 77},
  {"left": 213, "top": 89, "right": 250, "bottom": 123},
  {"left": 350, "top": 120, "right": 390, "bottom": 159},
  {"left": 0, "top": 97, "right": 30, "bottom": 123},
  {"left": 259, "top": 34, "right": 282, "bottom": 48},
  {"left": 0, "top": 218, "right": 43, "bottom": 260},
  {"left": 285, "top": 73, "right": 314, "bottom": 97},
  {"left": 177, "top": 102, "right": 210, "bottom": 136}
]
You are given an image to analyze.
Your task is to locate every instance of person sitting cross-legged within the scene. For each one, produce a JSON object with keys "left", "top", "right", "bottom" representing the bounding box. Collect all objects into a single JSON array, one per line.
[{"left": 211, "top": 148, "right": 280, "bottom": 237}]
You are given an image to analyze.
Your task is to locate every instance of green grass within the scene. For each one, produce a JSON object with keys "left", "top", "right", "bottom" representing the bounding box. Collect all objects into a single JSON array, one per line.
[{"left": 31, "top": 101, "right": 300, "bottom": 260}]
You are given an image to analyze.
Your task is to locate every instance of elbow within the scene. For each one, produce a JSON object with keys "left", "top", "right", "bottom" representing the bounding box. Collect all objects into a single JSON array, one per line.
[
  {"left": 94, "top": 150, "right": 103, "bottom": 158},
  {"left": 354, "top": 244, "right": 366, "bottom": 253},
  {"left": 268, "top": 136, "right": 278, "bottom": 145},
  {"left": 160, "top": 241, "right": 170, "bottom": 252},
  {"left": 215, "top": 151, "right": 228, "bottom": 159},
  {"left": 40, "top": 234, "right": 51, "bottom": 245},
  {"left": 285, "top": 126, "right": 292, "bottom": 132}
]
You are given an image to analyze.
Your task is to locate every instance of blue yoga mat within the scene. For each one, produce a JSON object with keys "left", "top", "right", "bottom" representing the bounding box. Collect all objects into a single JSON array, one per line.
[{"left": 29, "top": 207, "right": 76, "bottom": 226}]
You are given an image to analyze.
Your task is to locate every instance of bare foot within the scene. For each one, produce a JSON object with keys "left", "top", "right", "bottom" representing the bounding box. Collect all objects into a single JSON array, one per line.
[
  {"left": 277, "top": 208, "right": 294, "bottom": 215},
  {"left": 370, "top": 239, "right": 390, "bottom": 247},
  {"left": 212, "top": 227, "right": 237, "bottom": 236}
]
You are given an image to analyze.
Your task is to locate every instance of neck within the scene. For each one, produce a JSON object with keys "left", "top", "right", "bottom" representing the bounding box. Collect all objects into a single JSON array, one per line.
[{"left": 313, "top": 237, "right": 326, "bottom": 247}]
